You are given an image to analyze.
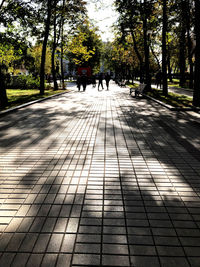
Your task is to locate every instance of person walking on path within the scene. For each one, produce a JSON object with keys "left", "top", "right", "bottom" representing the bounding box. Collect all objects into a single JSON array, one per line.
[
  {"left": 77, "top": 75, "right": 81, "bottom": 91},
  {"left": 77, "top": 75, "right": 87, "bottom": 91},
  {"left": 98, "top": 73, "right": 104, "bottom": 91},
  {"left": 81, "top": 75, "right": 87, "bottom": 91},
  {"left": 105, "top": 73, "right": 111, "bottom": 90},
  {"left": 155, "top": 70, "right": 162, "bottom": 89},
  {"left": 92, "top": 75, "right": 96, "bottom": 88}
]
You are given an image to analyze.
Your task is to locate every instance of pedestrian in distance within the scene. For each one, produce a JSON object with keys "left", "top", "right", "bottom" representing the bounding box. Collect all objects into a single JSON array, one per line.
[
  {"left": 98, "top": 73, "right": 104, "bottom": 91},
  {"left": 77, "top": 75, "right": 81, "bottom": 91},
  {"left": 81, "top": 75, "right": 87, "bottom": 91},
  {"left": 92, "top": 75, "right": 96, "bottom": 88},
  {"left": 105, "top": 73, "right": 111, "bottom": 90},
  {"left": 77, "top": 74, "right": 87, "bottom": 91},
  {"left": 155, "top": 70, "right": 162, "bottom": 89}
]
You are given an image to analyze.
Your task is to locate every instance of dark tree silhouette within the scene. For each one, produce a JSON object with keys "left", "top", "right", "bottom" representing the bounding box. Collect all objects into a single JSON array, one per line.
[
  {"left": 193, "top": 0, "right": 200, "bottom": 107},
  {"left": 162, "top": 0, "right": 168, "bottom": 95}
]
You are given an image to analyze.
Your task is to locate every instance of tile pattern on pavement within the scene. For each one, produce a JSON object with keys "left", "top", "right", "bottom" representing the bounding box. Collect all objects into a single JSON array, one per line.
[{"left": 0, "top": 82, "right": 200, "bottom": 266}]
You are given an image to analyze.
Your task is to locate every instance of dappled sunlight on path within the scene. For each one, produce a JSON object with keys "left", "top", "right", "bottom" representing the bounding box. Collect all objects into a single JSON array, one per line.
[{"left": 0, "top": 81, "right": 200, "bottom": 266}]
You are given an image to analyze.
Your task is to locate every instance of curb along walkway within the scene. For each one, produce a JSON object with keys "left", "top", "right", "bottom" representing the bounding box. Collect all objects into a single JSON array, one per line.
[{"left": 0, "top": 82, "right": 200, "bottom": 267}]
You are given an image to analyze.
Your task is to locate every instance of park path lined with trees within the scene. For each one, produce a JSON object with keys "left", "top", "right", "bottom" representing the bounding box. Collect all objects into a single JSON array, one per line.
[
  {"left": 0, "top": 83, "right": 200, "bottom": 266},
  {"left": 1, "top": 0, "right": 200, "bottom": 109},
  {"left": 1, "top": 2, "right": 200, "bottom": 266}
]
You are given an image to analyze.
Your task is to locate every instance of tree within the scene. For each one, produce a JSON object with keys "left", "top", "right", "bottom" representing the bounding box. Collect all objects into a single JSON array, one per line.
[
  {"left": 115, "top": 0, "right": 156, "bottom": 88},
  {"left": 0, "top": 43, "right": 15, "bottom": 108},
  {"left": 67, "top": 21, "right": 102, "bottom": 73},
  {"left": 33, "top": 0, "right": 86, "bottom": 93},
  {"left": 193, "top": 0, "right": 200, "bottom": 107},
  {"left": 115, "top": 0, "right": 144, "bottom": 82},
  {"left": 38, "top": 0, "right": 53, "bottom": 95},
  {"left": 178, "top": 1, "right": 187, "bottom": 87},
  {"left": 51, "top": 0, "right": 60, "bottom": 91},
  {"left": 53, "top": 0, "right": 86, "bottom": 89},
  {"left": 29, "top": 44, "right": 52, "bottom": 76},
  {"left": 162, "top": 0, "right": 168, "bottom": 95},
  {"left": 0, "top": 0, "right": 35, "bottom": 107},
  {"left": 185, "top": 0, "right": 194, "bottom": 89}
]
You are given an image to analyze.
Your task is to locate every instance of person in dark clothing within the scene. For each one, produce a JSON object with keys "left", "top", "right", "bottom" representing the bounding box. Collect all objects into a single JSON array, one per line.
[
  {"left": 77, "top": 75, "right": 81, "bottom": 91},
  {"left": 155, "top": 71, "right": 162, "bottom": 89},
  {"left": 98, "top": 73, "right": 104, "bottom": 90},
  {"left": 105, "top": 73, "right": 111, "bottom": 90},
  {"left": 81, "top": 75, "right": 87, "bottom": 91},
  {"left": 77, "top": 75, "right": 87, "bottom": 91},
  {"left": 92, "top": 75, "right": 96, "bottom": 88}
]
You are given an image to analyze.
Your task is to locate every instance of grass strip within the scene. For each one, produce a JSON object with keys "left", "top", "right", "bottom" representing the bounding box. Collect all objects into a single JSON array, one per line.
[
  {"left": 147, "top": 89, "right": 193, "bottom": 108},
  {"left": 127, "top": 83, "right": 193, "bottom": 108},
  {"left": 2, "top": 88, "right": 67, "bottom": 111}
]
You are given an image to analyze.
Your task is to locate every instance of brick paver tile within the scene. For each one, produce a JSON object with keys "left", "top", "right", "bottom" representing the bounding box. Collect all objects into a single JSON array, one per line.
[
  {"left": 33, "top": 234, "right": 51, "bottom": 253},
  {"left": 102, "top": 255, "right": 130, "bottom": 266},
  {"left": 0, "top": 252, "right": 15, "bottom": 267},
  {"left": 159, "top": 257, "right": 190, "bottom": 267},
  {"left": 46, "top": 233, "right": 63, "bottom": 252},
  {"left": 11, "top": 253, "right": 30, "bottom": 267},
  {"left": 26, "top": 254, "right": 44, "bottom": 267},
  {"left": 131, "top": 256, "right": 160, "bottom": 267},
  {"left": 41, "top": 253, "right": 58, "bottom": 267},
  {"left": 60, "top": 234, "right": 76, "bottom": 253},
  {"left": 56, "top": 254, "right": 72, "bottom": 267},
  {"left": 72, "top": 254, "right": 100, "bottom": 265}
]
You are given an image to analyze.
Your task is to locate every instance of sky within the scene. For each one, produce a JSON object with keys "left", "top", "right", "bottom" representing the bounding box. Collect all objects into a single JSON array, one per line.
[{"left": 86, "top": 0, "right": 118, "bottom": 42}]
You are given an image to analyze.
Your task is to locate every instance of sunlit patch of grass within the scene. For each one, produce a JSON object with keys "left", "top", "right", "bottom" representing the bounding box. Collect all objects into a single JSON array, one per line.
[
  {"left": 126, "top": 83, "right": 138, "bottom": 89},
  {"left": 147, "top": 88, "right": 193, "bottom": 108},
  {"left": 168, "top": 79, "right": 193, "bottom": 90},
  {"left": 2, "top": 89, "right": 67, "bottom": 111}
]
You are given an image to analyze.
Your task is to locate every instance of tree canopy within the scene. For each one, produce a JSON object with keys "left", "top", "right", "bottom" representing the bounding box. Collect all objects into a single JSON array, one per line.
[{"left": 1, "top": 0, "right": 200, "bottom": 107}]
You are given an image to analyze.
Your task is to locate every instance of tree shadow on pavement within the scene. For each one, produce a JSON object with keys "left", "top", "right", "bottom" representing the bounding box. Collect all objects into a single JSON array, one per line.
[{"left": 0, "top": 87, "right": 200, "bottom": 266}]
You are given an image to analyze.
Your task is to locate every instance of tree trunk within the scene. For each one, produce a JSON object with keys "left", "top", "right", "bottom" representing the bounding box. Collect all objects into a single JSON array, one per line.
[
  {"left": 193, "top": 0, "right": 200, "bottom": 107},
  {"left": 162, "top": 0, "right": 168, "bottom": 95},
  {"left": 0, "top": 65, "right": 8, "bottom": 108},
  {"left": 60, "top": 20, "right": 65, "bottom": 89},
  {"left": 60, "top": 0, "right": 66, "bottom": 90},
  {"left": 179, "top": 1, "right": 186, "bottom": 88},
  {"left": 143, "top": 0, "right": 151, "bottom": 90},
  {"left": 52, "top": 6, "right": 59, "bottom": 91},
  {"left": 39, "top": 0, "right": 52, "bottom": 95},
  {"left": 185, "top": 0, "right": 193, "bottom": 89},
  {"left": 179, "top": 29, "right": 186, "bottom": 87},
  {"left": 150, "top": 45, "right": 161, "bottom": 70},
  {"left": 167, "top": 55, "right": 172, "bottom": 82},
  {"left": 130, "top": 30, "right": 143, "bottom": 83}
]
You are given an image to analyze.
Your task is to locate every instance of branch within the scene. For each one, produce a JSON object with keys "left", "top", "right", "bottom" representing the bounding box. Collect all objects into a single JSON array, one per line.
[
  {"left": 0, "top": 0, "right": 7, "bottom": 10},
  {"left": 130, "top": 30, "right": 143, "bottom": 64},
  {"left": 150, "top": 44, "right": 161, "bottom": 69}
]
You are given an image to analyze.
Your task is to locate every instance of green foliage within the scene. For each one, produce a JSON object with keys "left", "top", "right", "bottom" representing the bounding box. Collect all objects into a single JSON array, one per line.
[
  {"left": 67, "top": 31, "right": 95, "bottom": 66},
  {"left": 0, "top": 42, "right": 21, "bottom": 71},
  {"left": 66, "top": 21, "right": 102, "bottom": 72},
  {"left": 9, "top": 74, "right": 40, "bottom": 89},
  {"left": 28, "top": 44, "right": 52, "bottom": 75},
  {"left": 147, "top": 88, "right": 193, "bottom": 108}
]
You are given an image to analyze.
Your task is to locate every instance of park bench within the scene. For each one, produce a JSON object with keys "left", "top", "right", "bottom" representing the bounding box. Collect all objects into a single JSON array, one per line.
[
  {"left": 130, "top": 83, "right": 147, "bottom": 97},
  {"left": 119, "top": 80, "right": 126, "bottom": 87}
]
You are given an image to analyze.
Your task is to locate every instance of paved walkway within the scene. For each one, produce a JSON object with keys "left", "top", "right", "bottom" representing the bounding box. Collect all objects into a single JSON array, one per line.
[{"left": 0, "top": 82, "right": 200, "bottom": 267}]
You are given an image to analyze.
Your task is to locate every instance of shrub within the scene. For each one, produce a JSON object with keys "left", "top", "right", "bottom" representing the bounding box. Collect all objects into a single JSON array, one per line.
[{"left": 8, "top": 74, "right": 40, "bottom": 89}]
